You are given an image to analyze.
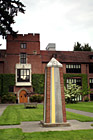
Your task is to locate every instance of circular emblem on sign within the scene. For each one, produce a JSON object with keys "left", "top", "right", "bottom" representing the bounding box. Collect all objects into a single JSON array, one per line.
[{"left": 52, "top": 60, "right": 57, "bottom": 66}]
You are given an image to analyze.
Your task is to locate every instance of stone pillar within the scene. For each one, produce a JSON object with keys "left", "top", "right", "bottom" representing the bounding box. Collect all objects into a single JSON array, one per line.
[{"left": 42, "top": 58, "right": 70, "bottom": 126}]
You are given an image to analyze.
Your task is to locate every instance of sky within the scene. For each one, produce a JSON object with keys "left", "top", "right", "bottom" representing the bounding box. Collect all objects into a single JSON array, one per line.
[{"left": 0, "top": 0, "right": 93, "bottom": 51}]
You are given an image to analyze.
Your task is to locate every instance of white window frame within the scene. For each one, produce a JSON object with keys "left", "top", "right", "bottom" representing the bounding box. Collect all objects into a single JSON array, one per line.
[{"left": 16, "top": 64, "right": 31, "bottom": 86}]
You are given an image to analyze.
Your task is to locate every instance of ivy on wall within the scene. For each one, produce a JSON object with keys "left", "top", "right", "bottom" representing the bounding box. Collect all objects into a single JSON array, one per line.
[
  {"left": 63, "top": 74, "right": 88, "bottom": 96},
  {"left": 0, "top": 74, "right": 15, "bottom": 96},
  {"left": 0, "top": 73, "right": 88, "bottom": 97},
  {"left": 0, "top": 74, "right": 45, "bottom": 96},
  {"left": 32, "top": 74, "right": 45, "bottom": 94}
]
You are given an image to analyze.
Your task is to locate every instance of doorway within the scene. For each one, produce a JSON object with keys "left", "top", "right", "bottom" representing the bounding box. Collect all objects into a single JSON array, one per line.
[{"left": 19, "top": 90, "right": 28, "bottom": 103}]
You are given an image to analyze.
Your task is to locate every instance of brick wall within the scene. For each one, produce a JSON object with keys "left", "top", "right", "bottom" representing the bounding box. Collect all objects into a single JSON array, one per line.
[
  {"left": 0, "top": 63, "right": 4, "bottom": 73},
  {"left": 14, "top": 86, "right": 33, "bottom": 93},
  {"left": 59, "top": 67, "right": 66, "bottom": 122},
  {"left": 3, "top": 33, "right": 42, "bottom": 74},
  {"left": 45, "top": 67, "right": 51, "bottom": 123}
]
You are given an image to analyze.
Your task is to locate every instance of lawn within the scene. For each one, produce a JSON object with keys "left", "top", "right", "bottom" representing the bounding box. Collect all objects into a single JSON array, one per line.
[
  {"left": 0, "top": 104, "right": 93, "bottom": 125},
  {"left": 0, "top": 104, "right": 43, "bottom": 125},
  {"left": 0, "top": 128, "right": 93, "bottom": 140},
  {"left": 66, "top": 102, "right": 93, "bottom": 113},
  {"left": 66, "top": 111, "right": 93, "bottom": 122}
]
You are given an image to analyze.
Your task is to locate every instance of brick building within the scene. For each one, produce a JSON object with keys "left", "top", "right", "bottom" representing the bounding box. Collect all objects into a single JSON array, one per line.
[{"left": 0, "top": 33, "right": 93, "bottom": 103}]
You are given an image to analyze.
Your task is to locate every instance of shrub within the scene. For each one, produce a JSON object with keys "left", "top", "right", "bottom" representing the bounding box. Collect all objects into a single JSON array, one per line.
[
  {"left": 30, "top": 94, "right": 44, "bottom": 103},
  {"left": 1, "top": 92, "right": 16, "bottom": 103},
  {"left": 64, "top": 82, "right": 81, "bottom": 103},
  {"left": 84, "top": 97, "right": 89, "bottom": 102},
  {"left": 30, "top": 95, "right": 38, "bottom": 102},
  {"left": 63, "top": 74, "right": 88, "bottom": 97},
  {"left": 37, "top": 95, "right": 44, "bottom": 103}
]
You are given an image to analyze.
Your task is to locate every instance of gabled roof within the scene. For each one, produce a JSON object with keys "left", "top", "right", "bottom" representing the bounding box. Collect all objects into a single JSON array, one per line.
[{"left": 40, "top": 50, "right": 93, "bottom": 63}]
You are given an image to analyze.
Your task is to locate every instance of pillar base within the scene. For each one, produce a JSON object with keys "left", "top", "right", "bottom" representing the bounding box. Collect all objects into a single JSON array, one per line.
[{"left": 40, "top": 121, "right": 70, "bottom": 127}]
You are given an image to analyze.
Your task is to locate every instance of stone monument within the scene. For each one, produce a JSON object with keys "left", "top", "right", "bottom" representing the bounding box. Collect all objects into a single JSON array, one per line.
[{"left": 42, "top": 57, "right": 70, "bottom": 126}]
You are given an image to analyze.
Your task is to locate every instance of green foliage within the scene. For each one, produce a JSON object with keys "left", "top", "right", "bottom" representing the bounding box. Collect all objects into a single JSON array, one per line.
[
  {"left": 2, "top": 74, "right": 15, "bottom": 94},
  {"left": 73, "top": 42, "right": 82, "bottom": 51},
  {"left": 66, "top": 111, "right": 93, "bottom": 122},
  {"left": 30, "top": 95, "right": 44, "bottom": 103},
  {"left": 64, "top": 82, "right": 81, "bottom": 103},
  {"left": 0, "top": 129, "right": 93, "bottom": 140},
  {"left": 74, "top": 42, "right": 92, "bottom": 51},
  {"left": 66, "top": 102, "right": 93, "bottom": 113},
  {"left": 0, "top": 104, "right": 43, "bottom": 125},
  {"left": 63, "top": 74, "right": 88, "bottom": 97},
  {"left": 0, "top": 104, "right": 93, "bottom": 126},
  {"left": 32, "top": 74, "right": 45, "bottom": 94},
  {"left": 0, "top": 0, "right": 25, "bottom": 38},
  {"left": 1, "top": 92, "right": 16, "bottom": 103},
  {"left": 0, "top": 74, "right": 15, "bottom": 98},
  {"left": 37, "top": 95, "right": 44, "bottom": 103},
  {"left": 0, "top": 74, "right": 45, "bottom": 102},
  {"left": 84, "top": 97, "right": 89, "bottom": 102}
]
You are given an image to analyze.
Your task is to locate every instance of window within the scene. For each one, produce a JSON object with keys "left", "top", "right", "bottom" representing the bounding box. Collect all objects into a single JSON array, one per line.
[
  {"left": 20, "top": 53, "right": 26, "bottom": 64},
  {"left": 90, "top": 94, "right": 93, "bottom": 101},
  {"left": 33, "top": 51, "right": 37, "bottom": 55},
  {"left": 89, "top": 64, "right": 93, "bottom": 73},
  {"left": 20, "top": 43, "right": 27, "bottom": 49},
  {"left": 52, "top": 54, "right": 57, "bottom": 58},
  {"left": 17, "top": 69, "right": 30, "bottom": 82},
  {"left": 90, "top": 55, "right": 93, "bottom": 59},
  {"left": 89, "top": 78, "right": 93, "bottom": 88},
  {"left": 66, "top": 78, "right": 81, "bottom": 87},
  {"left": 66, "top": 64, "right": 81, "bottom": 73},
  {"left": 9, "top": 86, "right": 14, "bottom": 92}
]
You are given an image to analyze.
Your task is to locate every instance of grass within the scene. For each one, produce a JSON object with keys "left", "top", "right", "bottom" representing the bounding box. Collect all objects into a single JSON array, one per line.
[
  {"left": 66, "top": 102, "right": 93, "bottom": 113},
  {"left": 0, "top": 104, "right": 43, "bottom": 125},
  {"left": 0, "top": 104, "right": 93, "bottom": 125},
  {"left": 66, "top": 111, "right": 93, "bottom": 122},
  {"left": 0, "top": 128, "right": 93, "bottom": 140}
]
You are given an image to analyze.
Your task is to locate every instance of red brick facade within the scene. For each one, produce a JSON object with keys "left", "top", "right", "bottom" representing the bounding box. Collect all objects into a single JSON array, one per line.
[
  {"left": 44, "top": 66, "right": 67, "bottom": 124},
  {"left": 45, "top": 67, "right": 51, "bottom": 123},
  {"left": 59, "top": 68, "right": 67, "bottom": 122},
  {"left": 4, "top": 33, "right": 43, "bottom": 74},
  {"left": 0, "top": 33, "right": 93, "bottom": 101}
]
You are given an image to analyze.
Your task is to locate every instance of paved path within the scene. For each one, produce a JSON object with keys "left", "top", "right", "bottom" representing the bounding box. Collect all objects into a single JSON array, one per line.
[
  {"left": 66, "top": 108, "right": 93, "bottom": 117},
  {"left": 20, "top": 120, "right": 93, "bottom": 132},
  {"left": 0, "top": 120, "right": 93, "bottom": 132},
  {"left": 0, "top": 104, "right": 8, "bottom": 116}
]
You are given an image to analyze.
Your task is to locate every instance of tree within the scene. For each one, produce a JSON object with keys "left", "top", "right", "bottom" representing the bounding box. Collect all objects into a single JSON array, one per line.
[
  {"left": 64, "top": 82, "right": 81, "bottom": 103},
  {"left": 73, "top": 42, "right": 92, "bottom": 51},
  {"left": 82, "top": 43, "right": 92, "bottom": 51},
  {"left": 73, "top": 42, "right": 82, "bottom": 51},
  {"left": 0, "top": 0, "right": 25, "bottom": 38}
]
